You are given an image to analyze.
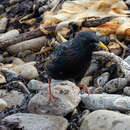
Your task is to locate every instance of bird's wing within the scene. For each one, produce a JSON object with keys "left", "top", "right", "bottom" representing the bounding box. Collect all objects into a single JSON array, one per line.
[{"left": 51, "top": 40, "right": 75, "bottom": 62}]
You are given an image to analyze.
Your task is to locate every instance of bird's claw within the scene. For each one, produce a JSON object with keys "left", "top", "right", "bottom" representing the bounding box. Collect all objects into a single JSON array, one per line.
[
  {"left": 48, "top": 94, "right": 58, "bottom": 103},
  {"left": 77, "top": 84, "right": 90, "bottom": 94}
]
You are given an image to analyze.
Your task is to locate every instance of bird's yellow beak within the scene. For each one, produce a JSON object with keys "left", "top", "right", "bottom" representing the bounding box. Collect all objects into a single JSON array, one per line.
[{"left": 98, "top": 42, "right": 108, "bottom": 51}]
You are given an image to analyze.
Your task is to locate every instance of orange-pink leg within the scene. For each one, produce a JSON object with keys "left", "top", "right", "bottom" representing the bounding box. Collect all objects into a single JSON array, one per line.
[
  {"left": 77, "top": 84, "right": 90, "bottom": 94},
  {"left": 48, "top": 78, "right": 58, "bottom": 102}
]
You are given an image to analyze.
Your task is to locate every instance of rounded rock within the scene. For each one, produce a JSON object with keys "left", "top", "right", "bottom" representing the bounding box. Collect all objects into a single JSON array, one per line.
[
  {"left": 28, "top": 80, "right": 81, "bottom": 116},
  {"left": 80, "top": 110, "right": 130, "bottom": 130},
  {"left": 0, "top": 55, "right": 3, "bottom": 62},
  {"left": 0, "top": 99, "right": 7, "bottom": 111},
  {"left": 123, "top": 86, "right": 130, "bottom": 96},
  {"left": 2, "top": 113, "right": 68, "bottom": 130},
  {"left": 27, "top": 79, "right": 45, "bottom": 91},
  {"left": 0, "top": 17, "right": 8, "bottom": 33},
  {"left": 0, "top": 74, "right": 6, "bottom": 84},
  {"left": 0, "top": 90, "right": 25, "bottom": 108}
]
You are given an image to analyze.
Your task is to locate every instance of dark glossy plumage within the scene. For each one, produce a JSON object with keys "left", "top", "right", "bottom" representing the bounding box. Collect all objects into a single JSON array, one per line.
[{"left": 46, "top": 31, "right": 104, "bottom": 84}]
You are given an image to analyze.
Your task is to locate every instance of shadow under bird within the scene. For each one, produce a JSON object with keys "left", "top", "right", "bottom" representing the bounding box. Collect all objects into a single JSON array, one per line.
[{"left": 46, "top": 31, "right": 108, "bottom": 102}]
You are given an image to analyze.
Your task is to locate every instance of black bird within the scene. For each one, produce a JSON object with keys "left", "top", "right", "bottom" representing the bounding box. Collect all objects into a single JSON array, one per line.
[{"left": 46, "top": 31, "right": 108, "bottom": 101}]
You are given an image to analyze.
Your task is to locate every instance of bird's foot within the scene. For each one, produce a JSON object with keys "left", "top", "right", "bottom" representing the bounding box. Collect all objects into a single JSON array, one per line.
[
  {"left": 48, "top": 93, "right": 58, "bottom": 103},
  {"left": 77, "top": 84, "right": 90, "bottom": 94}
]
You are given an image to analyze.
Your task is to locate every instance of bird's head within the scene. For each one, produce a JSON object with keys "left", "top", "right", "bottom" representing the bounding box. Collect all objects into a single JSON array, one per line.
[{"left": 74, "top": 31, "right": 108, "bottom": 51}]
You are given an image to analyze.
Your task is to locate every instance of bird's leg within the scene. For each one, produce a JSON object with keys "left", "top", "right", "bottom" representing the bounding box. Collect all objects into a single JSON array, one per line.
[
  {"left": 48, "top": 78, "right": 58, "bottom": 102},
  {"left": 77, "top": 84, "right": 90, "bottom": 94}
]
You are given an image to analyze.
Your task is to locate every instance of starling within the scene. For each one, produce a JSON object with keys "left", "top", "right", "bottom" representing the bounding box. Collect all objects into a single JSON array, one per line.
[{"left": 46, "top": 31, "right": 108, "bottom": 101}]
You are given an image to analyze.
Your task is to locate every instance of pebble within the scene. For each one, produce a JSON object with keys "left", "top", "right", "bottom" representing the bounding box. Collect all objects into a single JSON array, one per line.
[
  {"left": 94, "top": 72, "right": 110, "bottom": 87},
  {"left": 27, "top": 79, "right": 46, "bottom": 91},
  {"left": 103, "top": 78, "right": 128, "bottom": 93},
  {"left": 17, "top": 50, "right": 36, "bottom": 62},
  {"left": 28, "top": 80, "right": 81, "bottom": 116},
  {"left": 80, "top": 110, "right": 130, "bottom": 130},
  {"left": 39, "top": 5, "right": 51, "bottom": 14},
  {"left": 9, "top": 0, "right": 24, "bottom": 4},
  {"left": 0, "top": 17, "right": 8, "bottom": 33},
  {"left": 81, "top": 93, "right": 130, "bottom": 111},
  {"left": 0, "top": 90, "right": 25, "bottom": 108},
  {"left": 0, "top": 29, "right": 19, "bottom": 40},
  {"left": 0, "top": 4, "right": 4, "bottom": 13},
  {"left": 123, "top": 86, "right": 130, "bottom": 96},
  {"left": 0, "top": 68, "right": 19, "bottom": 82},
  {"left": 0, "top": 55, "right": 3, "bottom": 62},
  {"left": 0, "top": 99, "right": 7, "bottom": 111},
  {"left": 2, "top": 113, "right": 68, "bottom": 130},
  {"left": 8, "top": 81, "right": 30, "bottom": 94},
  {"left": 93, "top": 87, "right": 104, "bottom": 94},
  {"left": 80, "top": 76, "right": 92, "bottom": 86},
  {"left": 126, "top": 0, "right": 130, "bottom": 6},
  {"left": 7, "top": 36, "right": 47, "bottom": 55},
  {"left": 12, "top": 58, "right": 25, "bottom": 65},
  {"left": 124, "top": 56, "right": 130, "bottom": 65},
  {"left": 10, "top": 62, "right": 39, "bottom": 80},
  {"left": 0, "top": 73, "right": 6, "bottom": 84}
]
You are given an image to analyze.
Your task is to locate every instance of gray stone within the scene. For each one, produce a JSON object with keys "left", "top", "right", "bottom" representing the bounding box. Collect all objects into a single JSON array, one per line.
[
  {"left": 28, "top": 80, "right": 81, "bottom": 116},
  {"left": 80, "top": 110, "right": 130, "bottom": 130},
  {"left": 2, "top": 113, "right": 68, "bottom": 130},
  {"left": 0, "top": 90, "right": 25, "bottom": 109},
  {"left": 80, "top": 76, "right": 92, "bottom": 86},
  {"left": 10, "top": 62, "right": 39, "bottom": 80},
  {"left": 0, "top": 5, "right": 4, "bottom": 13},
  {"left": 126, "top": 0, "right": 130, "bottom": 5},
  {"left": 0, "top": 99, "right": 7, "bottom": 111},
  {"left": 123, "top": 86, "right": 130, "bottom": 96},
  {"left": 27, "top": 79, "right": 45, "bottom": 91},
  {"left": 0, "top": 68, "right": 19, "bottom": 82},
  {"left": 81, "top": 93, "right": 130, "bottom": 111},
  {"left": 0, "top": 29, "right": 19, "bottom": 40},
  {"left": 94, "top": 72, "right": 110, "bottom": 87},
  {"left": 0, "top": 55, "right": 3, "bottom": 62},
  {"left": 12, "top": 58, "right": 25, "bottom": 65},
  {"left": 0, "top": 17, "right": 8, "bottom": 33},
  {"left": 7, "top": 36, "right": 47, "bottom": 55},
  {"left": 9, "top": 81, "right": 30, "bottom": 94},
  {"left": 0, "top": 73, "right": 6, "bottom": 84},
  {"left": 124, "top": 56, "right": 130, "bottom": 65}
]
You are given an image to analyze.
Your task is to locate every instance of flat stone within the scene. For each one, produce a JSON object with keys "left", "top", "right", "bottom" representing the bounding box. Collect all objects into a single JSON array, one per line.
[
  {"left": 0, "top": 90, "right": 25, "bottom": 109},
  {"left": 80, "top": 110, "right": 130, "bottom": 130},
  {"left": 2, "top": 113, "right": 68, "bottom": 130},
  {"left": 81, "top": 93, "right": 130, "bottom": 111},
  {"left": 28, "top": 80, "right": 81, "bottom": 116}
]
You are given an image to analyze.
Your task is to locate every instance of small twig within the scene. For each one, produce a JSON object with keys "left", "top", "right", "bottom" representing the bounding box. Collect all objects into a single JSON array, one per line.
[
  {"left": 82, "top": 16, "right": 117, "bottom": 27},
  {"left": 35, "top": 47, "right": 53, "bottom": 55}
]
